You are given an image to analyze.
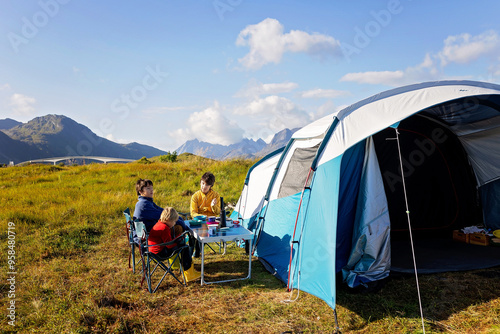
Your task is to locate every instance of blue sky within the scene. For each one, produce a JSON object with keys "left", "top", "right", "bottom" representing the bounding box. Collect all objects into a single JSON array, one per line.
[{"left": 1, "top": 0, "right": 500, "bottom": 152}]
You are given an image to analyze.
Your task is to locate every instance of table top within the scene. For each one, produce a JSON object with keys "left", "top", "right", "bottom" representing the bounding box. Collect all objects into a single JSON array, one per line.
[{"left": 191, "top": 224, "right": 253, "bottom": 242}]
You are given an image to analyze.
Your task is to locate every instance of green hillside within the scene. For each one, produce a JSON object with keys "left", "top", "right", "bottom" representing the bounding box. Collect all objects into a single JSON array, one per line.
[{"left": 0, "top": 156, "right": 499, "bottom": 333}]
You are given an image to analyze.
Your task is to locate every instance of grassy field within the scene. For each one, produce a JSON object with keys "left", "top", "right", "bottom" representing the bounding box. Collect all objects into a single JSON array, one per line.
[{"left": 0, "top": 154, "right": 499, "bottom": 333}]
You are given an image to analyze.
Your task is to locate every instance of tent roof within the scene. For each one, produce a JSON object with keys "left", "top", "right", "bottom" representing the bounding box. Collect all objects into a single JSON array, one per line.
[
  {"left": 292, "top": 112, "right": 337, "bottom": 139},
  {"left": 318, "top": 80, "right": 500, "bottom": 166}
]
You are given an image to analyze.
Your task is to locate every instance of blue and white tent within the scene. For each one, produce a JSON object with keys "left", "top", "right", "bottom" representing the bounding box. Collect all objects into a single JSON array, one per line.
[{"left": 231, "top": 80, "right": 500, "bottom": 310}]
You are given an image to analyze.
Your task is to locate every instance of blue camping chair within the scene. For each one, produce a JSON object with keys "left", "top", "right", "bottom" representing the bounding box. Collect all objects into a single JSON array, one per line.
[
  {"left": 134, "top": 220, "right": 190, "bottom": 293},
  {"left": 124, "top": 208, "right": 142, "bottom": 273}
]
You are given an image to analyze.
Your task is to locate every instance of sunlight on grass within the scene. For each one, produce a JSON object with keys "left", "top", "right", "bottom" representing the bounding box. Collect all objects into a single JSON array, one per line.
[{"left": 0, "top": 155, "right": 499, "bottom": 333}]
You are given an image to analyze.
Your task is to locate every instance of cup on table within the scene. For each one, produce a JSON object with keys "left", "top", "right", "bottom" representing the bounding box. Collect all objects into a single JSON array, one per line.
[{"left": 208, "top": 224, "right": 217, "bottom": 235}]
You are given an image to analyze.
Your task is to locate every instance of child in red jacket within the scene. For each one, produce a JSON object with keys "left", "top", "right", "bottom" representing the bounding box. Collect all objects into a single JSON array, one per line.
[
  {"left": 148, "top": 207, "right": 183, "bottom": 259},
  {"left": 148, "top": 207, "right": 201, "bottom": 281}
]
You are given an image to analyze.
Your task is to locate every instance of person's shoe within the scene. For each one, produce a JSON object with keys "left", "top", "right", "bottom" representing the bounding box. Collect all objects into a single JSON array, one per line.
[
  {"left": 183, "top": 265, "right": 201, "bottom": 282},
  {"left": 168, "top": 257, "right": 180, "bottom": 270}
]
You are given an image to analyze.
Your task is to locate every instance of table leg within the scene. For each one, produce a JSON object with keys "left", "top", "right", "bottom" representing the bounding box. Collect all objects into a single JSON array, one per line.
[
  {"left": 200, "top": 240, "right": 206, "bottom": 285},
  {"left": 197, "top": 236, "right": 253, "bottom": 285}
]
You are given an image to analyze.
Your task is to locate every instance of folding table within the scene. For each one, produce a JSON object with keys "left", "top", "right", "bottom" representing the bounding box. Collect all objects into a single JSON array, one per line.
[{"left": 191, "top": 224, "right": 253, "bottom": 285}]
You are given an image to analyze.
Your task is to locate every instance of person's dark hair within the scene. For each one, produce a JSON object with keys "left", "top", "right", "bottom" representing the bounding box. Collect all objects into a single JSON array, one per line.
[
  {"left": 136, "top": 179, "right": 153, "bottom": 195},
  {"left": 201, "top": 172, "right": 215, "bottom": 186}
]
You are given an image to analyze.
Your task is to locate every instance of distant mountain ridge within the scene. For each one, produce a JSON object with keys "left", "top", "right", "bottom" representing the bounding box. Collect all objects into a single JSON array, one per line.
[
  {"left": 176, "top": 138, "right": 266, "bottom": 160},
  {"left": 0, "top": 118, "right": 22, "bottom": 130},
  {"left": 0, "top": 114, "right": 168, "bottom": 164},
  {"left": 257, "top": 128, "right": 299, "bottom": 157},
  {"left": 0, "top": 114, "right": 299, "bottom": 164},
  {"left": 175, "top": 128, "right": 298, "bottom": 159}
]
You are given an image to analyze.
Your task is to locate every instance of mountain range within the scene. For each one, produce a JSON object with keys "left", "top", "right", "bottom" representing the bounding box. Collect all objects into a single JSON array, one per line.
[
  {"left": 0, "top": 115, "right": 297, "bottom": 164},
  {"left": 175, "top": 128, "right": 298, "bottom": 159},
  {"left": 0, "top": 115, "right": 168, "bottom": 164}
]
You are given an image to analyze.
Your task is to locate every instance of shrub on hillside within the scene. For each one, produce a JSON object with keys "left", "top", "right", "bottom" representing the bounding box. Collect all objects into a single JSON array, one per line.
[
  {"left": 137, "top": 157, "right": 152, "bottom": 164},
  {"left": 158, "top": 151, "right": 178, "bottom": 163}
]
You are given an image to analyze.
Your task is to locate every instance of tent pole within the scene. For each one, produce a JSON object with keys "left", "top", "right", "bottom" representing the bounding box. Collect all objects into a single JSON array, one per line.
[
  {"left": 287, "top": 167, "right": 314, "bottom": 291},
  {"left": 252, "top": 141, "right": 295, "bottom": 254},
  {"left": 394, "top": 128, "right": 426, "bottom": 334}
]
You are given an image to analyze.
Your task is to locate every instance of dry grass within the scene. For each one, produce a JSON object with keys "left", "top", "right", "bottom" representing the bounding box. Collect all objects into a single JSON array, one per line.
[{"left": 0, "top": 156, "right": 499, "bottom": 333}]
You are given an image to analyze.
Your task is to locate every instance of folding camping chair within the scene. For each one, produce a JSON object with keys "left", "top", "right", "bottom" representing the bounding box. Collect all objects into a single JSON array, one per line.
[
  {"left": 134, "top": 220, "right": 190, "bottom": 293},
  {"left": 124, "top": 208, "right": 142, "bottom": 274}
]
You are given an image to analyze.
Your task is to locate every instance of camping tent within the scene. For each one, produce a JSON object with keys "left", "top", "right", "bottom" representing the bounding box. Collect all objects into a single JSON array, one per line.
[{"left": 231, "top": 80, "right": 500, "bottom": 310}]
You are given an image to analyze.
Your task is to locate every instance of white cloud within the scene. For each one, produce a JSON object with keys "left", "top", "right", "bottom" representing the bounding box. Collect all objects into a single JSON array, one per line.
[
  {"left": 234, "top": 79, "right": 298, "bottom": 99},
  {"left": 339, "top": 59, "right": 442, "bottom": 87},
  {"left": 490, "top": 57, "right": 500, "bottom": 77},
  {"left": 438, "top": 30, "right": 499, "bottom": 66},
  {"left": 10, "top": 93, "right": 36, "bottom": 116},
  {"left": 235, "top": 95, "right": 312, "bottom": 135},
  {"left": 340, "top": 30, "right": 500, "bottom": 86},
  {"left": 236, "top": 18, "right": 341, "bottom": 70},
  {"left": 169, "top": 102, "right": 244, "bottom": 146},
  {"left": 105, "top": 134, "right": 129, "bottom": 144},
  {"left": 298, "top": 88, "right": 350, "bottom": 99},
  {"left": 340, "top": 70, "right": 405, "bottom": 86},
  {"left": 0, "top": 84, "right": 11, "bottom": 91},
  {"left": 316, "top": 100, "right": 344, "bottom": 119}
]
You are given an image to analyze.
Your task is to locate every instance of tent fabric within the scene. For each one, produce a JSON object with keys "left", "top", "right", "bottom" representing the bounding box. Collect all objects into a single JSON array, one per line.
[
  {"left": 292, "top": 113, "right": 337, "bottom": 139},
  {"left": 421, "top": 95, "right": 500, "bottom": 186},
  {"left": 480, "top": 179, "right": 500, "bottom": 230},
  {"left": 232, "top": 80, "right": 500, "bottom": 312},
  {"left": 289, "top": 156, "right": 342, "bottom": 310},
  {"left": 342, "top": 138, "right": 391, "bottom": 288},
  {"left": 335, "top": 142, "right": 365, "bottom": 272},
  {"left": 254, "top": 193, "right": 302, "bottom": 283},
  {"left": 457, "top": 125, "right": 500, "bottom": 186},
  {"left": 231, "top": 148, "right": 283, "bottom": 230}
]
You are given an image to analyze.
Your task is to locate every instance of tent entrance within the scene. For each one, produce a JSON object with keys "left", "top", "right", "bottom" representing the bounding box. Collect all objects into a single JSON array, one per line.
[
  {"left": 372, "top": 115, "right": 500, "bottom": 273},
  {"left": 372, "top": 114, "right": 482, "bottom": 240}
]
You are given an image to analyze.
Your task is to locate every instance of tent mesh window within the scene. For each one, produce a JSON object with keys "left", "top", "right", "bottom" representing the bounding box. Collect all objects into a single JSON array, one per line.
[{"left": 277, "top": 143, "right": 320, "bottom": 199}]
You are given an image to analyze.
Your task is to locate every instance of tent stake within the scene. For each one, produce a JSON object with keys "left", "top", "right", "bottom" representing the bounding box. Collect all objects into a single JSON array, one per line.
[{"left": 333, "top": 308, "right": 341, "bottom": 333}]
